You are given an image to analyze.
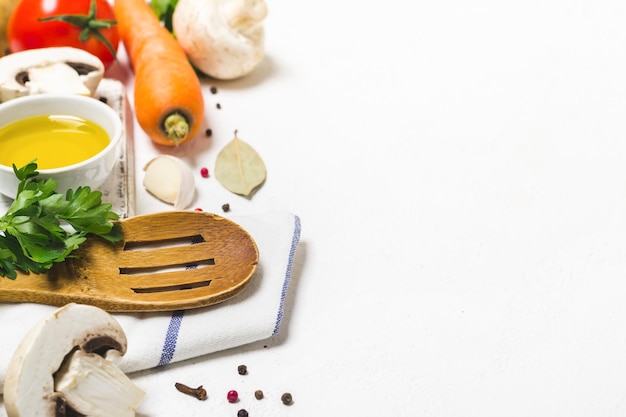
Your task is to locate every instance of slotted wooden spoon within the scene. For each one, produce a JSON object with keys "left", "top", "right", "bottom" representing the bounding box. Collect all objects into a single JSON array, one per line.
[{"left": 0, "top": 211, "right": 259, "bottom": 312}]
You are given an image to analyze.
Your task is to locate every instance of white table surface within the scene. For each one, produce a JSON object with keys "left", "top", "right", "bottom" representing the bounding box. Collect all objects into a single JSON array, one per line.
[{"left": 4, "top": 0, "right": 626, "bottom": 415}]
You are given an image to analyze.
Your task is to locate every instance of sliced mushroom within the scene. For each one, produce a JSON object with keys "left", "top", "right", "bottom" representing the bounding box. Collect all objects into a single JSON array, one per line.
[
  {"left": 4, "top": 303, "right": 145, "bottom": 417},
  {"left": 54, "top": 350, "right": 145, "bottom": 417},
  {"left": 0, "top": 47, "right": 105, "bottom": 103}
]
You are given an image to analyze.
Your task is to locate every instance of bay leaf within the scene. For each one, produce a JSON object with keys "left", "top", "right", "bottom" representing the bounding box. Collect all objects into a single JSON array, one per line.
[{"left": 215, "top": 133, "right": 266, "bottom": 196}]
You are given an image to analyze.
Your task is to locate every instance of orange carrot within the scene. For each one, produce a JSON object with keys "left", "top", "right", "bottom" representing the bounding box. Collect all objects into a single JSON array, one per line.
[{"left": 113, "top": 0, "right": 204, "bottom": 146}]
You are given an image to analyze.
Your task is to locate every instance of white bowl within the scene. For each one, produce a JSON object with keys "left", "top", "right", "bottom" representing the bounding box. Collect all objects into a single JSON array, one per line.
[{"left": 0, "top": 94, "right": 122, "bottom": 199}]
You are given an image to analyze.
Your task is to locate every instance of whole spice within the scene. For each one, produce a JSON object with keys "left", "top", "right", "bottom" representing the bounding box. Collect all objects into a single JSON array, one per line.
[
  {"left": 281, "top": 392, "right": 293, "bottom": 406},
  {"left": 200, "top": 167, "right": 209, "bottom": 178},
  {"left": 175, "top": 382, "right": 207, "bottom": 401},
  {"left": 237, "top": 409, "right": 249, "bottom": 417},
  {"left": 222, "top": 203, "right": 231, "bottom": 212},
  {"left": 237, "top": 364, "right": 247, "bottom": 375},
  {"left": 227, "top": 389, "right": 239, "bottom": 403},
  {"left": 214, "top": 131, "right": 267, "bottom": 196},
  {"left": 254, "top": 390, "right": 264, "bottom": 400}
]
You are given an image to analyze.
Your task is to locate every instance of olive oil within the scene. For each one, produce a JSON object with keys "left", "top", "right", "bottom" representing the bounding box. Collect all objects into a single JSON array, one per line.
[{"left": 0, "top": 114, "right": 110, "bottom": 169}]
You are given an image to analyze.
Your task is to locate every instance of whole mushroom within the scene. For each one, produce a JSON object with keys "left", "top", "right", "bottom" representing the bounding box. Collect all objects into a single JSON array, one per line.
[
  {"left": 4, "top": 303, "right": 145, "bottom": 417},
  {"left": 173, "top": 0, "right": 267, "bottom": 80}
]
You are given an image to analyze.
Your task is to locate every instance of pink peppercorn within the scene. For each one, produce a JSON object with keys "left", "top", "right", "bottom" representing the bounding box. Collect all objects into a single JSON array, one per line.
[
  {"left": 227, "top": 390, "right": 239, "bottom": 403},
  {"left": 200, "top": 167, "right": 209, "bottom": 178}
]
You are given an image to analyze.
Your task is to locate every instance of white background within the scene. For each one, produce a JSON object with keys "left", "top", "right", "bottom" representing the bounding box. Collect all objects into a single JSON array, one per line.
[{"left": 6, "top": 0, "right": 626, "bottom": 415}]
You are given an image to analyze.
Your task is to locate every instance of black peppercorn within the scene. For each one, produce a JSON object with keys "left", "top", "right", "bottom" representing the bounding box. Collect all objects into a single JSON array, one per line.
[
  {"left": 254, "top": 389, "right": 264, "bottom": 400},
  {"left": 237, "top": 409, "right": 248, "bottom": 417},
  {"left": 281, "top": 392, "right": 293, "bottom": 405},
  {"left": 210, "top": 86, "right": 218, "bottom": 94},
  {"left": 205, "top": 128, "right": 212, "bottom": 137},
  {"left": 238, "top": 364, "right": 247, "bottom": 375},
  {"left": 222, "top": 203, "right": 230, "bottom": 212}
]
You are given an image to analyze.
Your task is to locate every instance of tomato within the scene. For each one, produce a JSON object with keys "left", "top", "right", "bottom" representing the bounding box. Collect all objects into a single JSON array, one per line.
[{"left": 7, "top": 0, "right": 119, "bottom": 69}]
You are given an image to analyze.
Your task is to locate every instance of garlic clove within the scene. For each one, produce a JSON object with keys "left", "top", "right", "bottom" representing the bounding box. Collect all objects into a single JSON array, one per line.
[{"left": 143, "top": 155, "right": 196, "bottom": 209}]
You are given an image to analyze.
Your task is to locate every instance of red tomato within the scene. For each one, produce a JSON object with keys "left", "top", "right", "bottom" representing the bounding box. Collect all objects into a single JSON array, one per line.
[{"left": 7, "top": 0, "right": 120, "bottom": 69}]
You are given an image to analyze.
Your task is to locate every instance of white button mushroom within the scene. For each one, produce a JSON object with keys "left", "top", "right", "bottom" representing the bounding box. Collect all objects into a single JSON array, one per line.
[
  {"left": 0, "top": 47, "right": 105, "bottom": 103},
  {"left": 172, "top": 0, "right": 267, "bottom": 80},
  {"left": 3, "top": 303, "right": 145, "bottom": 417}
]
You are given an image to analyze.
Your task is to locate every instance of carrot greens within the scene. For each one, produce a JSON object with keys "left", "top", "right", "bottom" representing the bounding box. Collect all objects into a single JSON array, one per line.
[{"left": 0, "top": 162, "right": 122, "bottom": 279}]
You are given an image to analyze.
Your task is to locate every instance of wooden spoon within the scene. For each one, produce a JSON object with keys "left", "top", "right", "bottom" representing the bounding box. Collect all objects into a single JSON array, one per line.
[{"left": 0, "top": 211, "right": 259, "bottom": 312}]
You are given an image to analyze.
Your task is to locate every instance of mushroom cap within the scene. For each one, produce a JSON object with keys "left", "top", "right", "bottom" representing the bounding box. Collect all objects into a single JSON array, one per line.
[
  {"left": 173, "top": 0, "right": 267, "bottom": 80},
  {"left": 4, "top": 303, "right": 127, "bottom": 417}
]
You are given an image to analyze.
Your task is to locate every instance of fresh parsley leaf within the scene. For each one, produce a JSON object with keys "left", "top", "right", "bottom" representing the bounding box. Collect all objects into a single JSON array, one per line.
[
  {"left": 0, "top": 162, "right": 123, "bottom": 279},
  {"left": 149, "top": 0, "right": 179, "bottom": 32}
]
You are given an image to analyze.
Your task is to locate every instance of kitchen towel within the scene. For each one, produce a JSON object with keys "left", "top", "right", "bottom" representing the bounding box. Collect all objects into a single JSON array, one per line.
[{"left": 0, "top": 211, "right": 301, "bottom": 394}]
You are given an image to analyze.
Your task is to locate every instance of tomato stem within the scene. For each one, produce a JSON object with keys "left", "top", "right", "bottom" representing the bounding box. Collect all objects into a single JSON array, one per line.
[{"left": 38, "top": 0, "right": 118, "bottom": 61}]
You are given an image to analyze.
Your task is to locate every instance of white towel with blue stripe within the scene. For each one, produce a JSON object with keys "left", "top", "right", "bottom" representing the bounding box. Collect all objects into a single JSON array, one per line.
[{"left": 0, "top": 211, "right": 301, "bottom": 394}]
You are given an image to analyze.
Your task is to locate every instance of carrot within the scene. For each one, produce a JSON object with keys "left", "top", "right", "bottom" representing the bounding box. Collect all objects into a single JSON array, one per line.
[{"left": 113, "top": 0, "right": 204, "bottom": 146}]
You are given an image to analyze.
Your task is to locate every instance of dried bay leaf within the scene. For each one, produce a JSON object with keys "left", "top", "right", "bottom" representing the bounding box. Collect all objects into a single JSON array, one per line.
[{"left": 215, "top": 132, "right": 266, "bottom": 196}]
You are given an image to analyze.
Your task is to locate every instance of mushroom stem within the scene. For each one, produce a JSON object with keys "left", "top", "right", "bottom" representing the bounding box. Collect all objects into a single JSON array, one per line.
[{"left": 55, "top": 350, "right": 145, "bottom": 417}]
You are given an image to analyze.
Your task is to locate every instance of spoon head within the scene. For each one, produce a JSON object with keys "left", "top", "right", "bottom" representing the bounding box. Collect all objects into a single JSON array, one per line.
[{"left": 4, "top": 211, "right": 259, "bottom": 312}]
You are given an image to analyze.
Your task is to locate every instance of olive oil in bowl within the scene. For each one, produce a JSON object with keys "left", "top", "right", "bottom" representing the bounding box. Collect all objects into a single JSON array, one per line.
[
  {"left": 0, "top": 94, "right": 122, "bottom": 199},
  {"left": 0, "top": 114, "right": 110, "bottom": 169}
]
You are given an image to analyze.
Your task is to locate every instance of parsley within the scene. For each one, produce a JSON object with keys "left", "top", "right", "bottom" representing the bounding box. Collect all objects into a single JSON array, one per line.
[
  {"left": 149, "top": 0, "right": 179, "bottom": 32},
  {"left": 0, "top": 162, "right": 122, "bottom": 279}
]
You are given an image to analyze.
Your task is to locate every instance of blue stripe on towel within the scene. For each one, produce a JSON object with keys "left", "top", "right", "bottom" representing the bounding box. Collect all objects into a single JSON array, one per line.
[
  {"left": 159, "top": 309, "right": 185, "bottom": 366},
  {"left": 158, "top": 240, "right": 203, "bottom": 366},
  {"left": 273, "top": 215, "right": 302, "bottom": 335}
]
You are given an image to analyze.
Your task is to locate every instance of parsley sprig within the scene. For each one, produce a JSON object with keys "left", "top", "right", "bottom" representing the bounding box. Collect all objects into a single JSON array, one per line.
[
  {"left": 0, "top": 162, "right": 122, "bottom": 279},
  {"left": 149, "top": 0, "right": 179, "bottom": 32}
]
